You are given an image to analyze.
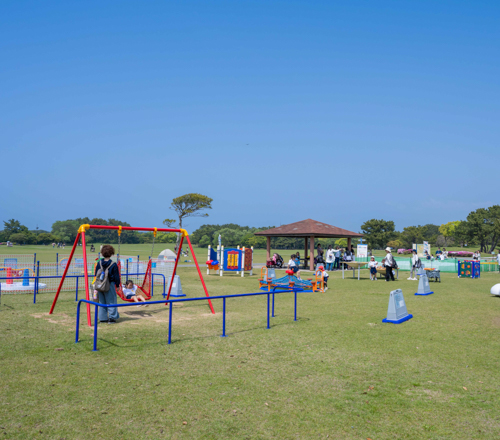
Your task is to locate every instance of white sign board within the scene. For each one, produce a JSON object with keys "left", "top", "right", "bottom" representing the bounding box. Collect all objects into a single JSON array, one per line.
[
  {"left": 382, "top": 289, "right": 413, "bottom": 324},
  {"left": 416, "top": 271, "right": 433, "bottom": 295},
  {"left": 357, "top": 244, "right": 368, "bottom": 258},
  {"left": 423, "top": 241, "right": 430, "bottom": 256}
]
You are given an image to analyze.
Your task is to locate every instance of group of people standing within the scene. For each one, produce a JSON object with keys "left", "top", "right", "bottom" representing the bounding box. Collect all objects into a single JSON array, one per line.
[
  {"left": 322, "top": 244, "right": 356, "bottom": 271},
  {"left": 367, "top": 247, "right": 398, "bottom": 282}
]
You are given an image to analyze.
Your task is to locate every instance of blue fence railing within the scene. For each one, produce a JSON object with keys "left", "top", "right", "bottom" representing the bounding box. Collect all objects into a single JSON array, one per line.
[
  {"left": 0, "top": 272, "right": 166, "bottom": 304},
  {"left": 76, "top": 287, "right": 304, "bottom": 351}
]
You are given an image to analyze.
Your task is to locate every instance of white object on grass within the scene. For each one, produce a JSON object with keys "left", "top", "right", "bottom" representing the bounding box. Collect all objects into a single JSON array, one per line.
[
  {"left": 0, "top": 282, "right": 47, "bottom": 292},
  {"left": 490, "top": 284, "right": 500, "bottom": 296}
]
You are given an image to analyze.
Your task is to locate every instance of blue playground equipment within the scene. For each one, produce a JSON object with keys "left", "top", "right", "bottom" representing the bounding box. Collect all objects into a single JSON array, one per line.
[
  {"left": 259, "top": 272, "right": 314, "bottom": 292},
  {"left": 22, "top": 269, "right": 30, "bottom": 287},
  {"left": 458, "top": 260, "right": 480, "bottom": 278}
]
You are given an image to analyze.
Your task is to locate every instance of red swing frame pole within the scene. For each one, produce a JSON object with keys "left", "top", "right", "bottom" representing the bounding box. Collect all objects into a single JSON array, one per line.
[
  {"left": 49, "top": 231, "right": 81, "bottom": 315},
  {"left": 186, "top": 233, "right": 215, "bottom": 314},
  {"left": 87, "top": 225, "right": 182, "bottom": 233}
]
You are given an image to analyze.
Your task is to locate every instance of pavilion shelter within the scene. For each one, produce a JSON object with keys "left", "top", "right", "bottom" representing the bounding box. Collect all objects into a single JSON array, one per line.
[{"left": 255, "top": 219, "right": 363, "bottom": 271}]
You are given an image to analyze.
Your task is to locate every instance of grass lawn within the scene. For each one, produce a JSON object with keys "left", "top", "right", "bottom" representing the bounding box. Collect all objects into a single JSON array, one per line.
[
  {"left": 1, "top": 247, "right": 500, "bottom": 439},
  {"left": 0, "top": 243, "right": 489, "bottom": 267}
]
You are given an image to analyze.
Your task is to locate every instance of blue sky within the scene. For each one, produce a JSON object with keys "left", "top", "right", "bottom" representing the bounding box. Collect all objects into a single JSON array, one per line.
[{"left": 1, "top": 0, "right": 499, "bottom": 233}]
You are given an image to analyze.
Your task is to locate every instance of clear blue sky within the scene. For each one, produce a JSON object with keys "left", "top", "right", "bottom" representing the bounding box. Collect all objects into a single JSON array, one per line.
[{"left": 1, "top": 0, "right": 499, "bottom": 233}]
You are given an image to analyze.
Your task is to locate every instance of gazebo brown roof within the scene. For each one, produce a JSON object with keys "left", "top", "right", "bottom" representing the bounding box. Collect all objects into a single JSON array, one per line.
[
  {"left": 255, "top": 219, "right": 363, "bottom": 239},
  {"left": 255, "top": 219, "right": 363, "bottom": 271}
]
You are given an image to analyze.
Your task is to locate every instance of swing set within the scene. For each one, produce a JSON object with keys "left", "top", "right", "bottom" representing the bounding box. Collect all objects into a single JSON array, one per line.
[{"left": 49, "top": 224, "right": 215, "bottom": 327}]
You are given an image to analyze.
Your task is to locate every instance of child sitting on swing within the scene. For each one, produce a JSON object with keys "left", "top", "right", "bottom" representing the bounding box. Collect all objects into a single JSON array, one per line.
[{"left": 123, "top": 280, "right": 148, "bottom": 306}]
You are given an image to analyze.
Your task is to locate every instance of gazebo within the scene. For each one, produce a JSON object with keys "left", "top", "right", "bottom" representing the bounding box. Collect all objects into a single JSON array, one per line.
[{"left": 255, "top": 219, "right": 363, "bottom": 271}]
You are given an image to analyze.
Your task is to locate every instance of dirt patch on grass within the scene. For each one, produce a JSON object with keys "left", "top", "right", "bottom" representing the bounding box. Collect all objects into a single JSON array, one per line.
[
  {"left": 405, "top": 388, "right": 455, "bottom": 403},
  {"left": 31, "top": 312, "right": 73, "bottom": 328},
  {"left": 492, "top": 317, "right": 500, "bottom": 327}
]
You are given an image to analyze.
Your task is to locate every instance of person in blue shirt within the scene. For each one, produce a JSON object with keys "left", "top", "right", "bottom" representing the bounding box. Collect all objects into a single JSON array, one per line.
[
  {"left": 334, "top": 246, "right": 342, "bottom": 270},
  {"left": 293, "top": 253, "right": 302, "bottom": 278},
  {"left": 94, "top": 245, "right": 121, "bottom": 323}
]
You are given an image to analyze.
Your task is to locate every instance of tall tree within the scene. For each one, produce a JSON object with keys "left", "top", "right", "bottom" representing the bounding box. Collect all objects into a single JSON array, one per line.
[
  {"left": 170, "top": 193, "right": 213, "bottom": 247},
  {"left": 452, "top": 221, "right": 469, "bottom": 247},
  {"left": 360, "top": 219, "right": 396, "bottom": 249},
  {"left": 422, "top": 224, "right": 440, "bottom": 243},
  {"left": 3, "top": 219, "right": 28, "bottom": 239},
  {"left": 464, "top": 205, "right": 500, "bottom": 252},
  {"left": 439, "top": 221, "right": 461, "bottom": 246},
  {"left": 465, "top": 208, "right": 490, "bottom": 252},
  {"left": 400, "top": 225, "right": 425, "bottom": 248}
]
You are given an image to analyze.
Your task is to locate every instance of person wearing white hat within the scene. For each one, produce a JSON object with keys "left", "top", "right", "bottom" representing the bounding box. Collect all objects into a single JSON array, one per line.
[{"left": 384, "top": 247, "right": 395, "bottom": 281}]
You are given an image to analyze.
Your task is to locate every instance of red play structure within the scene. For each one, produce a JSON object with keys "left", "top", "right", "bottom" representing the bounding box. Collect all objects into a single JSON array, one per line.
[{"left": 49, "top": 224, "right": 215, "bottom": 326}]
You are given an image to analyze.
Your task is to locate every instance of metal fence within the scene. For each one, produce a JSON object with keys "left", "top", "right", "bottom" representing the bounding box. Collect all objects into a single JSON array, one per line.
[
  {"left": 0, "top": 255, "right": 173, "bottom": 295},
  {"left": 353, "top": 256, "right": 498, "bottom": 273}
]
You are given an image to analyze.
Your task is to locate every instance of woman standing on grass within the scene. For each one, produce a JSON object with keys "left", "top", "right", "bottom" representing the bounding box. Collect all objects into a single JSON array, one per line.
[
  {"left": 384, "top": 247, "right": 396, "bottom": 282},
  {"left": 95, "top": 245, "right": 121, "bottom": 324},
  {"left": 326, "top": 245, "right": 335, "bottom": 271}
]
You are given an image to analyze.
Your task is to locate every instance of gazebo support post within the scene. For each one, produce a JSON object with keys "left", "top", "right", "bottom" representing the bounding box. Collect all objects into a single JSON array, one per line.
[
  {"left": 309, "top": 235, "right": 315, "bottom": 271},
  {"left": 348, "top": 237, "right": 352, "bottom": 253},
  {"left": 266, "top": 237, "right": 271, "bottom": 262},
  {"left": 304, "top": 237, "right": 308, "bottom": 270}
]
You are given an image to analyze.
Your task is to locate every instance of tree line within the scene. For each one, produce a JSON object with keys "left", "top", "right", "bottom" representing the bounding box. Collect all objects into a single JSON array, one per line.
[
  {"left": 361, "top": 205, "right": 500, "bottom": 252},
  {"left": 3, "top": 203, "right": 499, "bottom": 252},
  {"left": 0, "top": 218, "right": 176, "bottom": 245}
]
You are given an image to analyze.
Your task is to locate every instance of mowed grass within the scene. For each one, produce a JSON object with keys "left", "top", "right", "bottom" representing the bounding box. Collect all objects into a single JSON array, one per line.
[
  {"left": 1, "top": 248, "right": 500, "bottom": 438},
  {"left": 0, "top": 243, "right": 308, "bottom": 265},
  {"left": 0, "top": 243, "right": 490, "bottom": 269}
]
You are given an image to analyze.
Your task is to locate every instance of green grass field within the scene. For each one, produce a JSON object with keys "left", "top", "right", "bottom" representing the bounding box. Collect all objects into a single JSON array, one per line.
[
  {"left": 0, "top": 242, "right": 489, "bottom": 267},
  {"left": 1, "top": 246, "right": 500, "bottom": 439}
]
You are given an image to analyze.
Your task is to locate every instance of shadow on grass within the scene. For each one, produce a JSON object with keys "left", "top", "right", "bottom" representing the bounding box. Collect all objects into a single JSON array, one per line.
[{"left": 87, "top": 316, "right": 310, "bottom": 352}]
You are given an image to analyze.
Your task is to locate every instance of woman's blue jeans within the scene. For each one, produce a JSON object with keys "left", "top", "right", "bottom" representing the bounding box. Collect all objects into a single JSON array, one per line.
[
  {"left": 326, "top": 262, "right": 334, "bottom": 271},
  {"left": 98, "top": 283, "right": 120, "bottom": 321}
]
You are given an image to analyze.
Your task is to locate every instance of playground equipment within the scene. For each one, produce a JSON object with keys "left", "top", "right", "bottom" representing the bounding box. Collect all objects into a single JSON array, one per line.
[
  {"left": 114, "top": 227, "right": 155, "bottom": 302},
  {"left": 383, "top": 289, "right": 413, "bottom": 324},
  {"left": 259, "top": 267, "right": 277, "bottom": 290},
  {"left": 49, "top": 224, "right": 215, "bottom": 327},
  {"left": 207, "top": 245, "right": 253, "bottom": 277},
  {"left": 259, "top": 269, "right": 325, "bottom": 292},
  {"left": 206, "top": 245, "right": 220, "bottom": 274},
  {"left": 0, "top": 252, "right": 163, "bottom": 298},
  {"left": 158, "top": 249, "right": 177, "bottom": 263},
  {"left": 458, "top": 260, "right": 481, "bottom": 278},
  {"left": 0, "top": 267, "right": 47, "bottom": 292}
]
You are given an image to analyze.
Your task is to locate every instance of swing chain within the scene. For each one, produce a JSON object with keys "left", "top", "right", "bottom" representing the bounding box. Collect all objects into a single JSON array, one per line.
[{"left": 117, "top": 226, "right": 122, "bottom": 260}]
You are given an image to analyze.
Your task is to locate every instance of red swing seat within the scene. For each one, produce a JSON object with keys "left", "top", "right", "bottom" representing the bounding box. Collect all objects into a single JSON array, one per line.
[{"left": 116, "top": 259, "right": 153, "bottom": 302}]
